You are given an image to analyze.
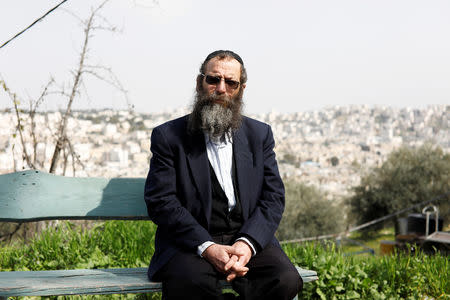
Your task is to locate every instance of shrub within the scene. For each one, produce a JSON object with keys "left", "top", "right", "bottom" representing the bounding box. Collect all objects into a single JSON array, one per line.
[{"left": 277, "top": 180, "right": 345, "bottom": 241}]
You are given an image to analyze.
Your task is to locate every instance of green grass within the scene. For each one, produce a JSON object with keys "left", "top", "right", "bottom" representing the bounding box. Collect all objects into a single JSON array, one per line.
[
  {"left": 1, "top": 222, "right": 449, "bottom": 299},
  {"left": 1, "top": 221, "right": 156, "bottom": 272},
  {"left": 283, "top": 242, "right": 449, "bottom": 299}
]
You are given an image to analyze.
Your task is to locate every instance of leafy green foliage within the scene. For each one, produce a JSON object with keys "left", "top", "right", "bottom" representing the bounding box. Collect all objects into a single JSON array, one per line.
[
  {"left": 0, "top": 221, "right": 156, "bottom": 271},
  {"left": 277, "top": 180, "right": 345, "bottom": 240},
  {"left": 283, "top": 242, "right": 449, "bottom": 299},
  {"left": 348, "top": 144, "right": 450, "bottom": 227}
]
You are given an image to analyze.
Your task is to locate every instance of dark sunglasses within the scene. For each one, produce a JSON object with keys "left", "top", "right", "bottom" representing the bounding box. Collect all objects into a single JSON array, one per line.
[{"left": 201, "top": 74, "right": 240, "bottom": 89}]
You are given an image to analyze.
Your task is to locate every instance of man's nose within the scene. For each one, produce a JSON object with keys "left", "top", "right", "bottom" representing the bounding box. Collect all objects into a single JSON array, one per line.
[{"left": 215, "top": 79, "right": 226, "bottom": 94}]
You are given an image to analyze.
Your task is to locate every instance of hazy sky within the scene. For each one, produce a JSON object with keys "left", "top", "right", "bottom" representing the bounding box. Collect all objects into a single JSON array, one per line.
[{"left": 1, "top": 0, "right": 449, "bottom": 114}]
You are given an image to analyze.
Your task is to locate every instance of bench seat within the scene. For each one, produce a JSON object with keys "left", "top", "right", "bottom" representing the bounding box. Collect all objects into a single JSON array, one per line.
[
  {"left": 0, "top": 171, "right": 318, "bottom": 299},
  {"left": 0, "top": 267, "right": 317, "bottom": 298}
]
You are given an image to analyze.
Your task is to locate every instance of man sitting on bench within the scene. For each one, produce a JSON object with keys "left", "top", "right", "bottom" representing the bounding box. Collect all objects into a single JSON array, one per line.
[{"left": 144, "top": 50, "right": 303, "bottom": 300}]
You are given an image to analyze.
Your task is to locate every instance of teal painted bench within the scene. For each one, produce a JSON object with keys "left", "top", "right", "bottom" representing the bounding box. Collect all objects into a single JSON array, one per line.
[{"left": 0, "top": 170, "right": 318, "bottom": 299}]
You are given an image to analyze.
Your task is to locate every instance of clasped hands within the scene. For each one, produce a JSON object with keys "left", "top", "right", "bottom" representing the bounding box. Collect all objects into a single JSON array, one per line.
[{"left": 202, "top": 240, "right": 252, "bottom": 282}]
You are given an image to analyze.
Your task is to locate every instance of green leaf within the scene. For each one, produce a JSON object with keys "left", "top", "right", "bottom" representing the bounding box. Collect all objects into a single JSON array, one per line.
[
  {"left": 346, "top": 290, "right": 360, "bottom": 299},
  {"left": 316, "top": 288, "right": 327, "bottom": 300},
  {"left": 335, "top": 285, "right": 345, "bottom": 292}
]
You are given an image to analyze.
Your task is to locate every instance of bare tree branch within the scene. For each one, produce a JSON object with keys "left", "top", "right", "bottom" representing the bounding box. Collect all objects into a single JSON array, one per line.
[
  {"left": 4, "top": 0, "right": 130, "bottom": 176},
  {"left": 79, "top": 79, "right": 94, "bottom": 106},
  {"left": 49, "top": 2, "right": 107, "bottom": 174},
  {"left": 12, "top": 144, "right": 18, "bottom": 171},
  {"left": 29, "top": 100, "right": 38, "bottom": 167},
  {"left": 83, "top": 69, "right": 128, "bottom": 95},
  {"left": 0, "top": 0, "right": 136, "bottom": 243},
  {"left": 59, "top": 8, "right": 84, "bottom": 24},
  {"left": 29, "top": 78, "right": 55, "bottom": 167},
  {"left": 2, "top": 82, "right": 35, "bottom": 169},
  {"left": 62, "top": 143, "right": 68, "bottom": 176},
  {"left": 94, "top": 14, "right": 122, "bottom": 33},
  {"left": 66, "top": 137, "right": 85, "bottom": 176},
  {"left": 83, "top": 65, "right": 131, "bottom": 111}
]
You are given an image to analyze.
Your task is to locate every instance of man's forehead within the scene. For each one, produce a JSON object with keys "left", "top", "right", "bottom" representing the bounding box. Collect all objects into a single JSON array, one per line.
[{"left": 205, "top": 57, "right": 241, "bottom": 76}]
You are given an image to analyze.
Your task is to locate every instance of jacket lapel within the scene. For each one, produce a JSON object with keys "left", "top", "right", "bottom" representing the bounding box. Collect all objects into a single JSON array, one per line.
[
  {"left": 186, "top": 131, "right": 212, "bottom": 225},
  {"left": 233, "top": 128, "right": 254, "bottom": 220}
]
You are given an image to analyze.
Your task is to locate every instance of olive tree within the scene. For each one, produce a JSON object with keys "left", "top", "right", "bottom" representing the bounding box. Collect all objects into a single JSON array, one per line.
[
  {"left": 276, "top": 180, "right": 345, "bottom": 241},
  {"left": 348, "top": 144, "right": 450, "bottom": 228}
]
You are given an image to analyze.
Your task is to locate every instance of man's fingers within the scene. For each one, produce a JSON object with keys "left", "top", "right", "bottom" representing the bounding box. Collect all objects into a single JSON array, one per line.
[
  {"left": 204, "top": 244, "right": 251, "bottom": 274},
  {"left": 224, "top": 255, "right": 238, "bottom": 271},
  {"left": 230, "top": 264, "right": 249, "bottom": 273},
  {"left": 226, "top": 270, "right": 245, "bottom": 282},
  {"left": 235, "top": 270, "right": 248, "bottom": 277},
  {"left": 226, "top": 272, "right": 236, "bottom": 282},
  {"left": 234, "top": 269, "right": 248, "bottom": 277},
  {"left": 226, "top": 269, "right": 248, "bottom": 282}
]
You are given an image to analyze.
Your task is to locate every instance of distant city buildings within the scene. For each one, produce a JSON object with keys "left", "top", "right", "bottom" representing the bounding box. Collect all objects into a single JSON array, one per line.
[{"left": 0, "top": 105, "right": 448, "bottom": 200}]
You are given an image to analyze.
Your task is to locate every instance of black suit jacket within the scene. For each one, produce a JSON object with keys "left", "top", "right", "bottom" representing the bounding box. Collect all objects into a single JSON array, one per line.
[{"left": 144, "top": 115, "right": 285, "bottom": 279}]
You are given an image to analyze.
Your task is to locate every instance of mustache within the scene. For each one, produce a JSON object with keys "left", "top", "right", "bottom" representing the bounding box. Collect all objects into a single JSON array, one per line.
[{"left": 202, "top": 92, "right": 232, "bottom": 107}]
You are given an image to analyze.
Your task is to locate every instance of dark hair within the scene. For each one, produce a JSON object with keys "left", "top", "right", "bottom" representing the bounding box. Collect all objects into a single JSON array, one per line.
[{"left": 196, "top": 50, "right": 247, "bottom": 91}]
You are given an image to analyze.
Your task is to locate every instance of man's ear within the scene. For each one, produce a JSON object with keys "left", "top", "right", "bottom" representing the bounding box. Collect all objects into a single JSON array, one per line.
[
  {"left": 196, "top": 75, "right": 203, "bottom": 92},
  {"left": 241, "top": 83, "right": 246, "bottom": 90}
]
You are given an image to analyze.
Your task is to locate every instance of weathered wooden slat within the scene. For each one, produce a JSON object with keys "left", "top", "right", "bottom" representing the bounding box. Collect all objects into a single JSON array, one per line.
[
  {"left": 0, "top": 268, "right": 159, "bottom": 297},
  {"left": 0, "top": 267, "right": 317, "bottom": 297},
  {"left": 0, "top": 170, "right": 148, "bottom": 221},
  {"left": 296, "top": 267, "right": 319, "bottom": 283}
]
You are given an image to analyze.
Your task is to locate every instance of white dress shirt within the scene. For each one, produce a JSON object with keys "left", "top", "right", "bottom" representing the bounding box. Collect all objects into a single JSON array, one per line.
[{"left": 197, "top": 132, "right": 256, "bottom": 257}]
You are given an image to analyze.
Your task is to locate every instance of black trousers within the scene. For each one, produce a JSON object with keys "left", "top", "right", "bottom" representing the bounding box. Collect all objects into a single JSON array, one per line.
[{"left": 154, "top": 236, "right": 302, "bottom": 300}]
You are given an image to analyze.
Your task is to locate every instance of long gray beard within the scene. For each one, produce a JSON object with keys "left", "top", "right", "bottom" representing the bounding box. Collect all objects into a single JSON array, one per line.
[
  {"left": 188, "top": 89, "right": 243, "bottom": 139},
  {"left": 200, "top": 103, "right": 233, "bottom": 139}
]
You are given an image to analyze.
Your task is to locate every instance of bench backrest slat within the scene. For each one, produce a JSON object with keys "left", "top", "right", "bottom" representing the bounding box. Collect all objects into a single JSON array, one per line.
[{"left": 0, "top": 170, "right": 148, "bottom": 222}]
